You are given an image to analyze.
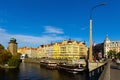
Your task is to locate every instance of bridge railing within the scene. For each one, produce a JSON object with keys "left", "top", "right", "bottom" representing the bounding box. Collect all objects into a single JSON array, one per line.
[
  {"left": 89, "top": 62, "right": 107, "bottom": 80},
  {"left": 98, "top": 60, "right": 110, "bottom": 80}
]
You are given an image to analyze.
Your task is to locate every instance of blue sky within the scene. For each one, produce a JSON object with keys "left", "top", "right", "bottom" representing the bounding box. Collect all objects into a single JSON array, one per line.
[{"left": 0, "top": 0, "right": 120, "bottom": 48}]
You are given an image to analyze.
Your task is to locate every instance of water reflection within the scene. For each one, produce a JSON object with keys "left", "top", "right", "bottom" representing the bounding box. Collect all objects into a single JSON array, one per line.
[
  {"left": 0, "top": 68, "right": 19, "bottom": 80},
  {"left": 0, "top": 63, "right": 86, "bottom": 80}
]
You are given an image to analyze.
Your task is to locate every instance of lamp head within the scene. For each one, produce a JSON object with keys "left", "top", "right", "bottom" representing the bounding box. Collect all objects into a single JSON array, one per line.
[{"left": 101, "top": 2, "right": 106, "bottom": 5}]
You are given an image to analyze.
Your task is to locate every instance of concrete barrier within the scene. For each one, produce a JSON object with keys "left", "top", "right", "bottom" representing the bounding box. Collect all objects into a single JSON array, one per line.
[
  {"left": 98, "top": 60, "right": 110, "bottom": 80},
  {"left": 89, "top": 63, "right": 106, "bottom": 80}
]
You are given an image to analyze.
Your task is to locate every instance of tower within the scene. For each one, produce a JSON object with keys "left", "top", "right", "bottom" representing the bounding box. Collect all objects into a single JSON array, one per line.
[
  {"left": 104, "top": 35, "right": 110, "bottom": 57},
  {"left": 8, "top": 38, "right": 18, "bottom": 55}
]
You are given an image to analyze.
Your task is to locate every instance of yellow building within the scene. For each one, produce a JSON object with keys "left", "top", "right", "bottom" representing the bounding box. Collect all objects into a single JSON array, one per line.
[
  {"left": 53, "top": 42, "right": 61, "bottom": 59},
  {"left": 58, "top": 40, "right": 87, "bottom": 59},
  {"left": 18, "top": 40, "right": 87, "bottom": 59}
]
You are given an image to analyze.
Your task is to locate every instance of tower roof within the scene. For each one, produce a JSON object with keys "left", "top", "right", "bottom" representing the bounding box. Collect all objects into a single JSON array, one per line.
[
  {"left": 9, "top": 37, "right": 17, "bottom": 43},
  {"left": 10, "top": 37, "right": 16, "bottom": 41},
  {"left": 104, "top": 35, "right": 110, "bottom": 42}
]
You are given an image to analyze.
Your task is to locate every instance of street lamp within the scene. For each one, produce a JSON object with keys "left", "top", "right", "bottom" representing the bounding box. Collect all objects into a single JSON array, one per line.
[{"left": 89, "top": 3, "right": 106, "bottom": 62}]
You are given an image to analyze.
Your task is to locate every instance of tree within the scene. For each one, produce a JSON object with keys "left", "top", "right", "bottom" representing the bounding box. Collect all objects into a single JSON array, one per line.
[
  {"left": 0, "top": 44, "right": 4, "bottom": 50},
  {"left": 0, "top": 44, "right": 12, "bottom": 64},
  {"left": 8, "top": 56, "right": 20, "bottom": 68},
  {"left": 0, "top": 44, "right": 5, "bottom": 54},
  {"left": 117, "top": 52, "right": 120, "bottom": 59},
  {"left": 0, "top": 50, "right": 12, "bottom": 64},
  {"left": 0, "top": 44, "right": 20, "bottom": 68},
  {"left": 107, "top": 50, "right": 116, "bottom": 59}
]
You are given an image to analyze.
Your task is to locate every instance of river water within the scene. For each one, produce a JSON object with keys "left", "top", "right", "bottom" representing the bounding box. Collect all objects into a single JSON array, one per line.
[{"left": 0, "top": 63, "right": 86, "bottom": 80}]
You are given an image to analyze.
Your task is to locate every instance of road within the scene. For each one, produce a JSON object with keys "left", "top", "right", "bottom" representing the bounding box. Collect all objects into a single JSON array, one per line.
[{"left": 110, "top": 62, "right": 120, "bottom": 80}]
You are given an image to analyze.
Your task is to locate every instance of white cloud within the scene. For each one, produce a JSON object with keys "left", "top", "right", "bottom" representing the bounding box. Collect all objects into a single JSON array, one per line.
[
  {"left": 0, "top": 27, "right": 6, "bottom": 32},
  {"left": 81, "top": 28, "right": 86, "bottom": 30},
  {"left": 0, "top": 27, "right": 66, "bottom": 48},
  {"left": 0, "top": 26, "right": 83, "bottom": 48},
  {"left": 44, "top": 26, "right": 64, "bottom": 34}
]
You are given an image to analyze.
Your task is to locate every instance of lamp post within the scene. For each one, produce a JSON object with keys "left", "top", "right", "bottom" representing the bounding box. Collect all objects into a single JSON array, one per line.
[{"left": 89, "top": 3, "right": 106, "bottom": 62}]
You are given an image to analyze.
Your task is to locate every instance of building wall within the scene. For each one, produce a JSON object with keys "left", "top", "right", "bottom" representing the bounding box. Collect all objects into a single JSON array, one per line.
[
  {"left": 104, "top": 35, "right": 120, "bottom": 57},
  {"left": 18, "top": 40, "right": 88, "bottom": 59},
  {"left": 18, "top": 47, "right": 37, "bottom": 58},
  {"left": 53, "top": 43, "right": 60, "bottom": 59},
  {"left": 37, "top": 46, "right": 46, "bottom": 58}
]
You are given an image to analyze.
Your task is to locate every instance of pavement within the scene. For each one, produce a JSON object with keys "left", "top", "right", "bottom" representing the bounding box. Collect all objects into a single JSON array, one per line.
[
  {"left": 89, "top": 62, "right": 104, "bottom": 71},
  {"left": 110, "top": 62, "right": 120, "bottom": 80}
]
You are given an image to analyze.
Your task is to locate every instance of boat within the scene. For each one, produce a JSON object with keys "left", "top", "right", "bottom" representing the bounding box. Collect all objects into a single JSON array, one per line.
[
  {"left": 57, "top": 63, "right": 85, "bottom": 74},
  {"left": 46, "top": 61, "right": 57, "bottom": 70},
  {"left": 40, "top": 60, "right": 57, "bottom": 70},
  {"left": 40, "top": 60, "right": 48, "bottom": 67}
]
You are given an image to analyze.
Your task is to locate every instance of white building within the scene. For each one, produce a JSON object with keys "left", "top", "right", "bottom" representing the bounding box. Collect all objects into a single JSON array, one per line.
[{"left": 104, "top": 35, "right": 120, "bottom": 57}]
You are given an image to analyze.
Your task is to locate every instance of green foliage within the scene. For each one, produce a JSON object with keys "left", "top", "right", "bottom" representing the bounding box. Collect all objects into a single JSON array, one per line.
[
  {"left": 0, "top": 44, "right": 5, "bottom": 57},
  {"left": 117, "top": 52, "right": 120, "bottom": 59},
  {"left": 107, "top": 50, "right": 120, "bottom": 59},
  {"left": 14, "top": 53, "right": 21, "bottom": 59},
  {"left": 0, "top": 44, "right": 20, "bottom": 68},
  {"left": 8, "top": 56, "right": 20, "bottom": 67},
  {"left": 107, "top": 50, "right": 116, "bottom": 58},
  {"left": 0, "top": 44, "right": 12, "bottom": 64},
  {"left": 0, "top": 44, "right": 4, "bottom": 50}
]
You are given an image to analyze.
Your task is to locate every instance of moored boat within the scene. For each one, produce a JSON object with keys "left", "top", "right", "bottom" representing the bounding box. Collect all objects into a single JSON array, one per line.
[
  {"left": 40, "top": 60, "right": 48, "bottom": 67},
  {"left": 57, "top": 63, "right": 85, "bottom": 74},
  {"left": 46, "top": 62, "right": 57, "bottom": 70},
  {"left": 40, "top": 60, "right": 57, "bottom": 70}
]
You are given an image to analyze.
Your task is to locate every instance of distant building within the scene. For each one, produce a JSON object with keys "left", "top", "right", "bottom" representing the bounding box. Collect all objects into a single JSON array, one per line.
[
  {"left": 8, "top": 38, "right": 18, "bottom": 55},
  {"left": 93, "top": 43, "right": 104, "bottom": 58},
  {"left": 18, "top": 40, "right": 88, "bottom": 59},
  {"left": 37, "top": 40, "right": 88, "bottom": 59},
  {"left": 93, "top": 35, "right": 120, "bottom": 58},
  {"left": 104, "top": 35, "right": 120, "bottom": 57},
  {"left": 18, "top": 47, "right": 37, "bottom": 58}
]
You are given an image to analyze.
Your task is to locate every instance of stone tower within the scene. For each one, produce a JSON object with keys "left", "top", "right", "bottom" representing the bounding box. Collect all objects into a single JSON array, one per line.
[{"left": 8, "top": 38, "right": 18, "bottom": 55}]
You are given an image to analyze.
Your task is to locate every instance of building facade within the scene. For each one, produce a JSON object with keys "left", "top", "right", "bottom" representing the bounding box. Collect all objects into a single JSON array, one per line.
[
  {"left": 104, "top": 35, "right": 120, "bottom": 57},
  {"left": 18, "top": 47, "right": 37, "bottom": 58},
  {"left": 8, "top": 38, "right": 18, "bottom": 55},
  {"left": 18, "top": 40, "right": 88, "bottom": 59}
]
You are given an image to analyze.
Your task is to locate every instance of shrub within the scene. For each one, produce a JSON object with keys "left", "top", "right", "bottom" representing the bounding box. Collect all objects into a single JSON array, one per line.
[{"left": 8, "top": 56, "right": 20, "bottom": 67}]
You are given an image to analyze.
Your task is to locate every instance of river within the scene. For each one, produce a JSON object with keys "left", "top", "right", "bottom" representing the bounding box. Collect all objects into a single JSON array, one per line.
[{"left": 0, "top": 62, "right": 86, "bottom": 80}]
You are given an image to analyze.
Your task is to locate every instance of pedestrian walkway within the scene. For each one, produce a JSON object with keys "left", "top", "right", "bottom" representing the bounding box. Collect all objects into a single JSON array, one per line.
[
  {"left": 110, "top": 62, "right": 120, "bottom": 80},
  {"left": 89, "top": 62, "right": 104, "bottom": 71}
]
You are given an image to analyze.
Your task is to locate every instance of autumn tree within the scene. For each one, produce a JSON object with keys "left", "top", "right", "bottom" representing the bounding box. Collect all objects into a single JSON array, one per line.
[{"left": 0, "top": 44, "right": 12, "bottom": 64}]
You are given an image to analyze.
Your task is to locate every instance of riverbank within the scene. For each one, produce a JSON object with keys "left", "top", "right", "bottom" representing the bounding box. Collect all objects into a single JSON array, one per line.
[
  {"left": 0, "top": 64, "right": 18, "bottom": 69},
  {"left": 23, "top": 58, "right": 69, "bottom": 64}
]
